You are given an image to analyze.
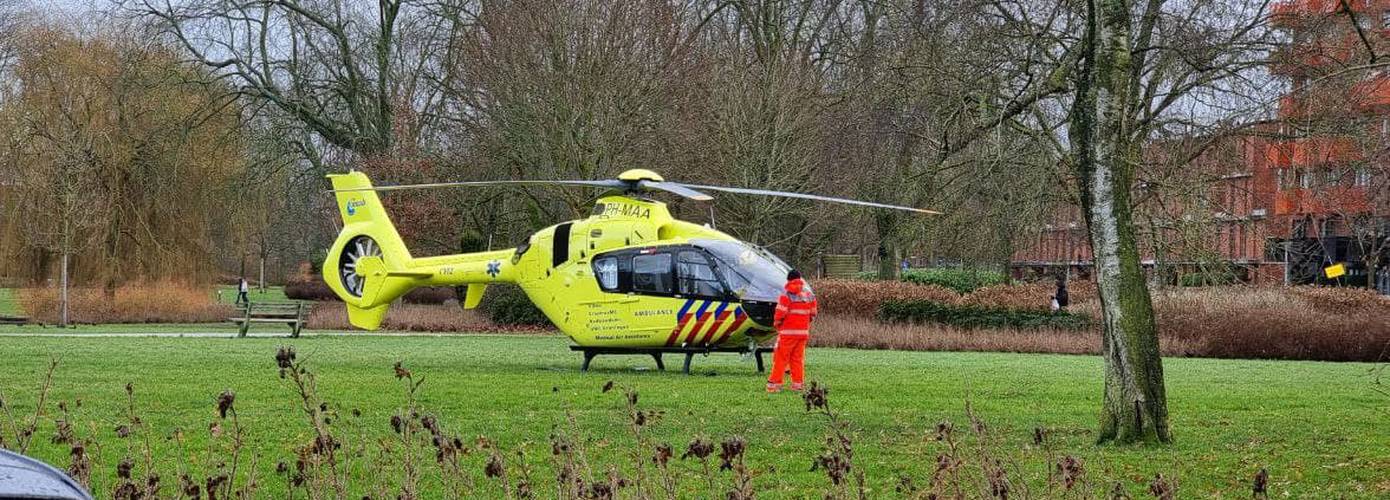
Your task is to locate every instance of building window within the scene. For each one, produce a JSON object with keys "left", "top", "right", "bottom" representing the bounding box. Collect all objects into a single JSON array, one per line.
[
  {"left": 1297, "top": 169, "right": 1311, "bottom": 189},
  {"left": 1382, "top": 10, "right": 1390, "bottom": 29},
  {"left": 1277, "top": 168, "right": 1286, "bottom": 190},
  {"left": 1325, "top": 169, "right": 1340, "bottom": 187},
  {"left": 1355, "top": 167, "right": 1372, "bottom": 186}
]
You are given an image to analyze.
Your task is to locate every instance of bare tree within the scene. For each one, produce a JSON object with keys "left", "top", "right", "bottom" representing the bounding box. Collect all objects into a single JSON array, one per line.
[
  {"left": 1066, "top": 0, "right": 1274, "bottom": 443},
  {"left": 12, "top": 29, "right": 107, "bottom": 324},
  {"left": 130, "top": 0, "right": 446, "bottom": 157}
]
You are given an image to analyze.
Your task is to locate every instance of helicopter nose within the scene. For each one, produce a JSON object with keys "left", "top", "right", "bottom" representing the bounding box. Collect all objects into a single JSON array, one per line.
[{"left": 740, "top": 300, "right": 777, "bottom": 328}]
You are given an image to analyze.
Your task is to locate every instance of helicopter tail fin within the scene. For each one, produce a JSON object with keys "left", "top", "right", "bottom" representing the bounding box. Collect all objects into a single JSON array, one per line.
[
  {"left": 324, "top": 171, "right": 415, "bottom": 330},
  {"left": 322, "top": 172, "right": 519, "bottom": 330}
]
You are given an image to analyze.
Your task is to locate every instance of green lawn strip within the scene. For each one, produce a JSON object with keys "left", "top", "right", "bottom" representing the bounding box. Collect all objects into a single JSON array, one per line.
[
  {"left": 214, "top": 285, "right": 289, "bottom": 304},
  {"left": 0, "top": 288, "right": 20, "bottom": 316},
  {"left": 0, "top": 336, "right": 1384, "bottom": 497}
]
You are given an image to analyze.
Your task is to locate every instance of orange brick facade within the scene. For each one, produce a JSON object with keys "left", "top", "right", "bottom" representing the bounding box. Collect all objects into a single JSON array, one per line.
[{"left": 1012, "top": 0, "right": 1389, "bottom": 290}]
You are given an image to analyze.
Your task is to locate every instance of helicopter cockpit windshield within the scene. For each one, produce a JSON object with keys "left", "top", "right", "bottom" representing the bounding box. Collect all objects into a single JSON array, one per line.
[{"left": 692, "top": 239, "right": 793, "bottom": 302}]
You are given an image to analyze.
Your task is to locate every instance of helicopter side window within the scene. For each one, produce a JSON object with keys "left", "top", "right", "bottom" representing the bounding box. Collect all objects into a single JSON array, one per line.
[
  {"left": 631, "top": 252, "right": 673, "bottom": 295},
  {"left": 552, "top": 223, "right": 572, "bottom": 267},
  {"left": 676, "top": 251, "right": 724, "bottom": 298},
  {"left": 593, "top": 256, "right": 619, "bottom": 291}
]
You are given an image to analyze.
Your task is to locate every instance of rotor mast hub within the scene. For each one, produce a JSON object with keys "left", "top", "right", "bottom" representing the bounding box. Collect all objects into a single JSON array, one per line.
[{"left": 617, "top": 169, "right": 664, "bottom": 183}]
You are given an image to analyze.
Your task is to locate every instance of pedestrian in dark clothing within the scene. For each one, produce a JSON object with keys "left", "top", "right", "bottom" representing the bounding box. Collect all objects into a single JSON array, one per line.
[
  {"left": 1054, "top": 277, "right": 1069, "bottom": 311},
  {"left": 236, "top": 278, "right": 250, "bottom": 306}
]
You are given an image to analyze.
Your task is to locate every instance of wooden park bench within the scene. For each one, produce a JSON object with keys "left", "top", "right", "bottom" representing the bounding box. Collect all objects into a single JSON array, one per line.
[
  {"left": 0, "top": 315, "right": 29, "bottom": 326},
  {"left": 229, "top": 301, "right": 308, "bottom": 338},
  {"left": 570, "top": 344, "right": 774, "bottom": 375}
]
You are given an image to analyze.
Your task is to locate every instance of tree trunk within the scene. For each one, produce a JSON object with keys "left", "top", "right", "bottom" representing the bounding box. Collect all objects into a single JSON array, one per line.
[
  {"left": 1368, "top": 257, "right": 1381, "bottom": 292},
  {"left": 60, "top": 252, "right": 69, "bottom": 327},
  {"left": 1073, "top": 0, "right": 1171, "bottom": 444},
  {"left": 877, "top": 241, "right": 901, "bottom": 281},
  {"left": 875, "top": 212, "right": 901, "bottom": 280}
]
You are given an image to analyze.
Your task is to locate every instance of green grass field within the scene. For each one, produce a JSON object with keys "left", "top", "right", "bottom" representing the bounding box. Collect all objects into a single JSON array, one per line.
[
  {"left": 1, "top": 335, "right": 1386, "bottom": 498},
  {"left": 214, "top": 285, "right": 288, "bottom": 304},
  {"left": 0, "top": 288, "right": 21, "bottom": 316}
]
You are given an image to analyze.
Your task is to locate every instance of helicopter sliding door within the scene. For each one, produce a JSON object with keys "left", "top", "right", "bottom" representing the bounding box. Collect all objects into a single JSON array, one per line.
[
  {"left": 585, "top": 245, "right": 750, "bottom": 347},
  {"left": 670, "top": 250, "right": 744, "bottom": 346},
  {"left": 621, "top": 250, "right": 683, "bottom": 344}
]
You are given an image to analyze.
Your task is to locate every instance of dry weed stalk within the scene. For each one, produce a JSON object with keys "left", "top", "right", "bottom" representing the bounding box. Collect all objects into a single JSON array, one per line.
[{"left": 0, "top": 353, "right": 1256, "bottom": 498}]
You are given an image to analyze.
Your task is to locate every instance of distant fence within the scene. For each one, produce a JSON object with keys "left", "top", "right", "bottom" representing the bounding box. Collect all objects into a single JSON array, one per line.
[
  {"left": 818, "top": 254, "right": 862, "bottom": 278},
  {"left": 1378, "top": 269, "right": 1390, "bottom": 296}
]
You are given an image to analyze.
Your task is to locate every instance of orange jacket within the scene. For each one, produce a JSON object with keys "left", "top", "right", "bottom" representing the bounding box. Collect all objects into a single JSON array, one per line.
[{"left": 773, "top": 278, "right": 817, "bottom": 336}]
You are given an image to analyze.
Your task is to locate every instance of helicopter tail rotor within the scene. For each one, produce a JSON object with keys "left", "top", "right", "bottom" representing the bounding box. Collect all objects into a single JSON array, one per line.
[
  {"left": 323, "top": 171, "right": 523, "bottom": 330},
  {"left": 324, "top": 172, "right": 417, "bottom": 329}
]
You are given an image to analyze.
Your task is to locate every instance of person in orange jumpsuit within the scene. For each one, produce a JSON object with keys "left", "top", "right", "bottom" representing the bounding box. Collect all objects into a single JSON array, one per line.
[{"left": 768, "top": 269, "right": 817, "bottom": 393}]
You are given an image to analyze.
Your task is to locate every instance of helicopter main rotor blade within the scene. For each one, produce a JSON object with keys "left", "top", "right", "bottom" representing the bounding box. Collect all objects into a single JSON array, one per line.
[
  {"left": 673, "top": 183, "right": 941, "bottom": 214},
  {"left": 329, "top": 179, "right": 627, "bottom": 193},
  {"left": 638, "top": 180, "right": 714, "bottom": 201}
]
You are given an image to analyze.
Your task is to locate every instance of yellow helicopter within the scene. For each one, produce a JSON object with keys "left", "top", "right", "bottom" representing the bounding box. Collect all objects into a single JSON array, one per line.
[{"left": 322, "top": 169, "right": 935, "bottom": 359}]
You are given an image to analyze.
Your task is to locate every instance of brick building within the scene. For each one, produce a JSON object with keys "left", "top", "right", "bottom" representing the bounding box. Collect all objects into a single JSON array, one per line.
[
  {"left": 1012, "top": 0, "right": 1390, "bottom": 291},
  {"left": 1010, "top": 133, "right": 1289, "bottom": 285}
]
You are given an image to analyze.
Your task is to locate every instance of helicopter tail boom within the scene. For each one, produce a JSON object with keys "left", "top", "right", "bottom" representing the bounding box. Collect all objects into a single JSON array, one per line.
[{"left": 324, "top": 172, "right": 521, "bottom": 330}]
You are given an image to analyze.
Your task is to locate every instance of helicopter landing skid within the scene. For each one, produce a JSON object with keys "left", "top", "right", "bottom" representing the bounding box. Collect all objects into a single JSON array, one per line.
[{"left": 570, "top": 345, "right": 774, "bottom": 375}]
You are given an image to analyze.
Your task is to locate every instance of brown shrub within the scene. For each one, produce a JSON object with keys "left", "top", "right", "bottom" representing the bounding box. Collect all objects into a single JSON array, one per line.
[
  {"left": 20, "top": 281, "right": 234, "bottom": 324},
  {"left": 307, "top": 302, "right": 552, "bottom": 333},
  {"left": 810, "top": 315, "right": 1209, "bottom": 355},
  {"left": 283, "top": 279, "right": 336, "bottom": 301},
  {"left": 285, "top": 278, "right": 455, "bottom": 304},
  {"left": 960, "top": 281, "right": 1101, "bottom": 311},
  {"left": 1289, "top": 285, "right": 1387, "bottom": 313},
  {"left": 959, "top": 283, "right": 1053, "bottom": 311},
  {"left": 1152, "top": 286, "right": 1390, "bottom": 362},
  {"left": 817, "top": 279, "right": 1100, "bottom": 317},
  {"left": 812, "top": 279, "right": 959, "bottom": 316},
  {"left": 813, "top": 286, "right": 1390, "bottom": 362}
]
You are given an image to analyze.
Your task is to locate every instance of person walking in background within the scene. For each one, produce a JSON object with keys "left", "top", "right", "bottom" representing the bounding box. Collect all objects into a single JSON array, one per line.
[
  {"left": 768, "top": 269, "right": 817, "bottom": 393},
  {"left": 236, "top": 277, "right": 250, "bottom": 306},
  {"left": 900, "top": 258, "right": 910, "bottom": 274},
  {"left": 1054, "top": 275, "right": 1069, "bottom": 313}
]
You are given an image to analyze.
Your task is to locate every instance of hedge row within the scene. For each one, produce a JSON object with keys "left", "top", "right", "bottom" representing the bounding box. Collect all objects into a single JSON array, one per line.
[
  {"left": 856, "top": 268, "right": 1009, "bottom": 293},
  {"left": 900, "top": 269, "right": 1009, "bottom": 293},
  {"left": 813, "top": 279, "right": 962, "bottom": 315},
  {"left": 284, "top": 279, "right": 551, "bottom": 327},
  {"left": 816, "top": 278, "right": 1097, "bottom": 315},
  {"left": 878, "top": 300, "right": 1092, "bottom": 330},
  {"left": 472, "top": 285, "right": 551, "bottom": 326},
  {"left": 284, "top": 279, "right": 456, "bottom": 304}
]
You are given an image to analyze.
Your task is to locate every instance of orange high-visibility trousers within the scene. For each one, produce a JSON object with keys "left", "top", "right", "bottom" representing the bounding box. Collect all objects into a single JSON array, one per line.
[{"left": 768, "top": 335, "right": 807, "bottom": 385}]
